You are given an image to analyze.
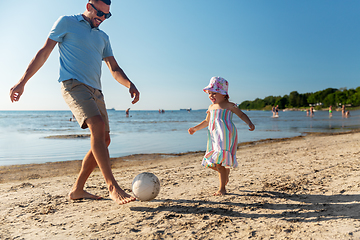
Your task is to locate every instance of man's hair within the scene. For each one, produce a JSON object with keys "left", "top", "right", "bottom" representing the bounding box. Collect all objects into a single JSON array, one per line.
[{"left": 90, "top": 0, "right": 111, "bottom": 5}]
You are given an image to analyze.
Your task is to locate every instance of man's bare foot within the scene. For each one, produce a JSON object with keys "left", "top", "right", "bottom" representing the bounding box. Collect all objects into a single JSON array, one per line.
[
  {"left": 109, "top": 187, "right": 136, "bottom": 205},
  {"left": 214, "top": 189, "right": 227, "bottom": 196},
  {"left": 69, "top": 189, "right": 102, "bottom": 200}
]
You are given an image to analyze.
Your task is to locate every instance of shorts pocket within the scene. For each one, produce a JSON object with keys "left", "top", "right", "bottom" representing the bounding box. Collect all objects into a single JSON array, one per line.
[{"left": 62, "top": 79, "right": 82, "bottom": 91}]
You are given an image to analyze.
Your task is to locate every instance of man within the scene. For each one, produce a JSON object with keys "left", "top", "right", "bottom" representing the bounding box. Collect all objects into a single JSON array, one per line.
[{"left": 9, "top": 0, "right": 139, "bottom": 205}]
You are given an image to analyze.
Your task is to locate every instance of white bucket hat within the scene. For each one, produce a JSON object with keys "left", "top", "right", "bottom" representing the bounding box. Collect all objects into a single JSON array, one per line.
[{"left": 203, "top": 76, "right": 228, "bottom": 95}]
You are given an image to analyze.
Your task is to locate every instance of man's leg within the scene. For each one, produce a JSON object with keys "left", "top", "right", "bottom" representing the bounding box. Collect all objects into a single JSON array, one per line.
[
  {"left": 84, "top": 115, "right": 136, "bottom": 204},
  {"left": 69, "top": 121, "right": 112, "bottom": 200},
  {"left": 69, "top": 150, "right": 102, "bottom": 200}
]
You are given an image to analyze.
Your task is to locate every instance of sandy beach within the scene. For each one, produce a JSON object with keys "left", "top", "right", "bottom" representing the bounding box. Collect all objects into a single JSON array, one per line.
[{"left": 1, "top": 131, "right": 360, "bottom": 239}]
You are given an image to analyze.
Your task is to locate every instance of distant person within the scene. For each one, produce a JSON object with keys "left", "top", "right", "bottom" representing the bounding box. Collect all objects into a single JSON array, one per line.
[
  {"left": 188, "top": 77, "right": 255, "bottom": 196},
  {"left": 342, "top": 105, "right": 346, "bottom": 117},
  {"left": 329, "top": 105, "right": 333, "bottom": 118},
  {"left": 70, "top": 114, "right": 76, "bottom": 122},
  {"left": 9, "top": 0, "right": 139, "bottom": 205},
  {"left": 306, "top": 109, "right": 310, "bottom": 116},
  {"left": 310, "top": 106, "right": 314, "bottom": 116},
  {"left": 346, "top": 111, "right": 350, "bottom": 118},
  {"left": 125, "top": 108, "right": 130, "bottom": 117},
  {"left": 275, "top": 105, "right": 279, "bottom": 117},
  {"left": 272, "top": 106, "right": 276, "bottom": 117}
]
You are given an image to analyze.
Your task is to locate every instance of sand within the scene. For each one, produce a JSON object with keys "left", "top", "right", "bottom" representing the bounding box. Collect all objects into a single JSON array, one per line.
[{"left": 1, "top": 131, "right": 360, "bottom": 239}]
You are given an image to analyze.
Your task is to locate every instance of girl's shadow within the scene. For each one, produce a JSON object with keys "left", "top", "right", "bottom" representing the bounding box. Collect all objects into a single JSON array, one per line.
[{"left": 130, "top": 190, "right": 360, "bottom": 222}]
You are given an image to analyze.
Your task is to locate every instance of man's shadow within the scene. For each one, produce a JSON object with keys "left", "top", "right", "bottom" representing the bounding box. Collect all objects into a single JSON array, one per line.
[{"left": 130, "top": 190, "right": 360, "bottom": 222}]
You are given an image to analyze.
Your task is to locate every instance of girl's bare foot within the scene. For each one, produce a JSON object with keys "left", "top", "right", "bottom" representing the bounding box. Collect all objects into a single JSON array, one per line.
[
  {"left": 69, "top": 189, "right": 102, "bottom": 200},
  {"left": 214, "top": 189, "right": 227, "bottom": 196},
  {"left": 109, "top": 187, "right": 136, "bottom": 205}
]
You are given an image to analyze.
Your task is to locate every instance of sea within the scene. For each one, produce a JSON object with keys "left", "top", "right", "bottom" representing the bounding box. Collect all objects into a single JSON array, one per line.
[{"left": 1, "top": 109, "right": 360, "bottom": 166}]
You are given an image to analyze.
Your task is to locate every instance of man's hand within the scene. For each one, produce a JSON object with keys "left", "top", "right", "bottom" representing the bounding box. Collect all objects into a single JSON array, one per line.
[
  {"left": 10, "top": 83, "right": 25, "bottom": 102},
  {"left": 129, "top": 83, "right": 140, "bottom": 104}
]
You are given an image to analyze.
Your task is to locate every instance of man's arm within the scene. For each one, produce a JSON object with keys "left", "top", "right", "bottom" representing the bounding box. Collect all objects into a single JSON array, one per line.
[
  {"left": 104, "top": 56, "right": 140, "bottom": 104},
  {"left": 10, "top": 38, "right": 57, "bottom": 102}
]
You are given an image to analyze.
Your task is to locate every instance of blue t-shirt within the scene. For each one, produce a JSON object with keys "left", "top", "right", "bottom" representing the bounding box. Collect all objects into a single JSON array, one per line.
[{"left": 48, "top": 14, "right": 113, "bottom": 90}]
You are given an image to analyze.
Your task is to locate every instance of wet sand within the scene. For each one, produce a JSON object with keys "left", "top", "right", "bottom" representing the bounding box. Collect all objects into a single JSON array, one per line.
[{"left": 1, "top": 131, "right": 360, "bottom": 239}]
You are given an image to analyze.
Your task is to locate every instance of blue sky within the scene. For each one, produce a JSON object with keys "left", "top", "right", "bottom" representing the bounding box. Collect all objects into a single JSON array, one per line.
[{"left": 1, "top": 0, "right": 359, "bottom": 110}]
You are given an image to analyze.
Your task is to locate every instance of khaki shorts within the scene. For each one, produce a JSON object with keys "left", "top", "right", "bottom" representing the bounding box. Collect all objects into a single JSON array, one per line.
[{"left": 61, "top": 79, "right": 110, "bottom": 132}]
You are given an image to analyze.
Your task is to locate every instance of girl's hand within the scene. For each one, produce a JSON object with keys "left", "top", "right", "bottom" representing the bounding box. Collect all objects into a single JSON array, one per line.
[
  {"left": 248, "top": 123, "right": 255, "bottom": 131},
  {"left": 188, "top": 127, "right": 196, "bottom": 135}
]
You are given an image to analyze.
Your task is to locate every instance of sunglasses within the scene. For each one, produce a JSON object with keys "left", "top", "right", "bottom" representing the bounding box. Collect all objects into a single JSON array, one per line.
[{"left": 90, "top": 3, "right": 112, "bottom": 19}]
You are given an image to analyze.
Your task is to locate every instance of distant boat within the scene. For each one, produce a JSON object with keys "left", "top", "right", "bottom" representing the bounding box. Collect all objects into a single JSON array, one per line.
[
  {"left": 180, "top": 108, "right": 192, "bottom": 112},
  {"left": 107, "top": 108, "right": 116, "bottom": 111}
]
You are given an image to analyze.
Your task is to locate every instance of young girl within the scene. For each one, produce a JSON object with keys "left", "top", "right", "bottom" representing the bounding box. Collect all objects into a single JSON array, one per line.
[{"left": 188, "top": 76, "right": 255, "bottom": 196}]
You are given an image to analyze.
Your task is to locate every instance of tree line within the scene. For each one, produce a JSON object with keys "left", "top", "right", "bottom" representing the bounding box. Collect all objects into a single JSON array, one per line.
[{"left": 238, "top": 87, "right": 360, "bottom": 110}]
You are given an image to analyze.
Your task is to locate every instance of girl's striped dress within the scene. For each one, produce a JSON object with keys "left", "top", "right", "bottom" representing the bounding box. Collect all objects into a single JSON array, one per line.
[{"left": 202, "top": 109, "right": 238, "bottom": 168}]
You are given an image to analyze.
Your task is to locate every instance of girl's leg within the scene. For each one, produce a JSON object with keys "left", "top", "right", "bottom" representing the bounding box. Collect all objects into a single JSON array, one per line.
[
  {"left": 208, "top": 166, "right": 218, "bottom": 171},
  {"left": 214, "top": 164, "right": 230, "bottom": 196},
  {"left": 225, "top": 168, "right": 230, "bottom": 185},
  {"left": 209, "top": 165, "right": 230, "bottom": 185}
]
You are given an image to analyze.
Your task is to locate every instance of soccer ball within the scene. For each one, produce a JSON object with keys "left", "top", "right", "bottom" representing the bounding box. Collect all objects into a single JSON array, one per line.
[{"left": 132, "top": 172, "right": 160, "bottom": 201}]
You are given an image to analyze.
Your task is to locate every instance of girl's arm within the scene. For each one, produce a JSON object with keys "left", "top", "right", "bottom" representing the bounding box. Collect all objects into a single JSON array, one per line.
[
  {"left": 188, "top": 111, "right": 210, "bottom": 135},
  {"left": 231, "top": 104, "right": 255, "bottom": 131}
]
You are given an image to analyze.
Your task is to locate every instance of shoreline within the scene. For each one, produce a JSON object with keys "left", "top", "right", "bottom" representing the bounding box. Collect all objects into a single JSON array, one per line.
[
  {"left": 1, "top": 129, "right": 360, "bottom": 239},
  {"left": 2, "top": 129, "right": 360, "bottom": 184}
]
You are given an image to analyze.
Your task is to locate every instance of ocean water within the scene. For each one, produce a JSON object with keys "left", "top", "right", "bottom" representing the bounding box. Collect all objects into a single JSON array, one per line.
[{"left": 0, "top": 109, "right": 359, "bottom": 166}]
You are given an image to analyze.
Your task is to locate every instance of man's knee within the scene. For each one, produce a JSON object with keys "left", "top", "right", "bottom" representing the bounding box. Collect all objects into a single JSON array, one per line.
[
  {"left": 86, "top": 115, "right": 106, "bottom": 134},
  {"left": 86, "top": 116, "right": 111, "bottom": 145}
]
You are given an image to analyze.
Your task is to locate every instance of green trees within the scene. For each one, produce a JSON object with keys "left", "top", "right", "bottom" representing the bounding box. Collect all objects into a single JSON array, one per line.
[
  {"left": 238, "top": 98, "right": 266, "bottom": 110},
  {"left": 307, "top": 88, "right": 337, "bottom": 105},
  {"left": 275, "top": 96, "right": 288, "bottom": 109},
  {"left": 239, "top": 87, "right": 360, "bottom": 110}
]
